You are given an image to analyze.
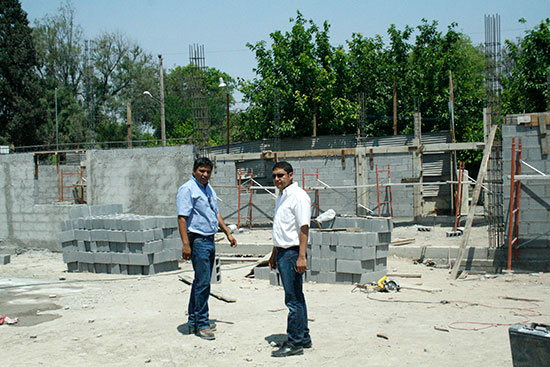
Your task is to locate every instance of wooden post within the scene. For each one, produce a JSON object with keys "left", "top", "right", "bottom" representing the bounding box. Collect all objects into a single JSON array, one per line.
[
  {"left": 313, "top": 112, "right": 317, "bottom": 137},
  {"left": 451, "top": 125, "right": 498, "bottom": 279},
  {"left": 393, "top": 79, "right": 398, "bottom": 135},
  {"left": 413, "top": 112, "right": 422, "bottom": 219}
]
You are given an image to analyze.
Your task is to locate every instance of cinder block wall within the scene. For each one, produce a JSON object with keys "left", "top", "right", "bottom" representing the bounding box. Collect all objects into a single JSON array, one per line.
[
  {"left": 0, "top": 153, "right": 79, "bottom": 250},
  {"left": 213, "top": 156, "right": 357, "bottom": 226},
  {"left": 87, "top": 145, "right": 194, "bottom": 215},
  {"left": 502, "top": 124, "right": 550, "bottom": 250}
]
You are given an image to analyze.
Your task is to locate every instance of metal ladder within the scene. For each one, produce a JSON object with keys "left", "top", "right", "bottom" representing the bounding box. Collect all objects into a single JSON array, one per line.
[
  {"left": 237, "top": 168, "right": 253, "bottom": 229},
  {"left": 376, "top": 164, "right": 393, "bottom": 217},
  {"left": 302, "top": 168, "right": 320, "bottom": 217},
  {"left": 507, "top": 138, "right": 522, "bottom": 270}
]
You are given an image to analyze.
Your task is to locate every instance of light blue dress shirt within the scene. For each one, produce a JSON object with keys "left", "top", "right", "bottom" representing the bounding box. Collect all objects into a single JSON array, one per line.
[{"left": 176, "top": 176, "right": 219, "bottom": 236}]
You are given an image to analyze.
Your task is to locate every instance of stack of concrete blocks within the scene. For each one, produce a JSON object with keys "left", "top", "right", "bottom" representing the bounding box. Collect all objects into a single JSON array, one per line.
[
  {"left": 309, "top": 216, "right": 392, "bottom": 284},
  {"left": 59, "top": 204, "right": 182, "bottom": 275},
  {"left": 254, "top": 216, "right": 392, "bottom": 285}
]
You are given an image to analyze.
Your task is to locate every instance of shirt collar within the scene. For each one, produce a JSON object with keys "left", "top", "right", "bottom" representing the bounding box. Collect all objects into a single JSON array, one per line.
[
  {"left": 279, "top": 182, "right": 297, "bottom": 196},
  {"left": 192, "top": 176, "right": 209, "bottom": 190}
]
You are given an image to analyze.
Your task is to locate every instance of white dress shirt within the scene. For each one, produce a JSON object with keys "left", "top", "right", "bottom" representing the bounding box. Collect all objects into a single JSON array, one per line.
[{"left": 273, "top": 182, "right": 311, "bottom": 248}]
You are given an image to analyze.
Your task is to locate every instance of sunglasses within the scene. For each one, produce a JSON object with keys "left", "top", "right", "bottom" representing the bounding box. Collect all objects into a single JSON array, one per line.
[{"left": 272, "top": 173, "right": 285, "bottom": 179}]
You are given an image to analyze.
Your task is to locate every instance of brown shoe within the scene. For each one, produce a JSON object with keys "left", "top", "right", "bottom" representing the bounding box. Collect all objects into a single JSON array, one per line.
[{"left": 195, "top": 327, "right": 215, "bottom": 340}]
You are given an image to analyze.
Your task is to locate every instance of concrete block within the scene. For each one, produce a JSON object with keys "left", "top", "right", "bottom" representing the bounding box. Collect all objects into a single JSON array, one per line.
[
  {"left": 162, "top": 228, "right": 179, "bottom": 239},
  {"left": 310, "top": 244, "right": 321, "bottom": 258},
  {"left": 378, "top": 232, "right": 391, "bottom": 244},
  {"left": 96, "top": 241, "right": 110, "bottom": 252},
  {"left": 77, "top": 241, "right": 86, "bottom": 252},
  {"left": 158, "top": 216, "right": 177, "bottom": 229},
  {"left": 164, "top": 261, "right": 179, "bottom": 272},
  {"left": 89, "top": 241, "right": 98, "bottom": 252},
  {"left": 58, "top": 229, "right": 75, "bottom": 244},
  {"left": 66, "top": 262, "right": 78, "bottom": 272},
  {"left": 153, "top": 228, "right": 163, "bottom": 240},
  {"left": 336, "top": 246, "right": 375, "bottom": 261},
  {"left": 254, "top": 266, "right": 270, "bottom": 280},
  {"left": 62, "top": 251, "right": 77, "bottom": 263},
  {"left": 359, "top": 270, "right": 387, "bottom": 284},
  {"left": 309, "top": 230, "right": 322, "bottom": 244},
  {"left": 336, "top": 259, "right": 375, "bottom": 274},
  {"left": 77, "top": 251, "right": 94, "bottom": 263},
  {"left": 69, "top": 206, "right": 89, "bottom": 219},
  {"left": 320, "top": 245, "right": 337, "bottom": 259},
  {"left": 320, "top": 258, "right": 336, "bottom": 272},
  {"left": 0, "top": 254, "right": 11, "bottom": 265},
  {"left": 154, "top": 248, "right": 181, "bottom": 264},
  {"left": 61, "top": 240, "right": 78, "bottom": 253},
  {"left": 126, "top": 230, "right": 146, "bottom": 244},
  {"left": 94, "top": 252, "right": 112, "bottom": 264},
  {"left": 110, "top": 263, "right": 121, "bottom": 274},
  {"left": 128, "top": 253, "right": 153, "bottom": 266},
  {"left": 375, "top": 257, "right": 387, "bottom": 271},
  {"left": 269, "top": 270, "right": 281, "bottom": 286},
  {"left": 127, "top": 243, "right": 144, "bottom": 253},
  {"left": 109, "top": 242, "right": 126, "bottom": 253},
  {"left": 108, "top": 230, "right": 126, "bottom": 243},
  {"left": 111, "top": 253, "right": 129, "bottom": 265},
  {"left": 119, "top": 264, "right": 129, "bottom": 275},
  {"left": 335, "top": 273, "right": 354, "bottom": 283},
  {"left": 376, "top": 244, "right": 389, "bottom": 259},
  {"left": 337, "top": 232, "right": 366, "bottom": 247},
  {"left": 310, "top": 257, "right": 321, "bottom": 271},
  {"left": 211, "top": 257, "right": 221, "bottom": 284},
  {"left": 91, "top": 218, "right": 104, "bottom": 230},
  {"left": 94, "top": 263, "right": 109, "bottom": 274},
  {"left": 127, "top": 265, "right": 143, "bottom": 275},
  {"left": 74, "top": 229, "right": 91, "bottom": 242},
  {"left": 143, "top": 240, "right": 163, "bottom": 254},
  {"left": 162, "top": 237, "right": 181, "bottom": 249},
  {"left": 90, "top": 229, "right": 109, "bottom": 242}
]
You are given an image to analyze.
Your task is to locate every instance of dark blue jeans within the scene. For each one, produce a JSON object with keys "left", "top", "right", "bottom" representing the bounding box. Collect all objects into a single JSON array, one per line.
[
  {"left": 188, "top": 234, "right": 215, "bottom": 331},
  {"left": 277, "top": 246, "right": 311, "bottom": 347}
]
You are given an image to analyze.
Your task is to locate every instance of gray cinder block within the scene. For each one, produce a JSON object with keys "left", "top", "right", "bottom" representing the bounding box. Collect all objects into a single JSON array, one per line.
[
  {"left": 94, "top": 263, "right": 109, "bottom": 274},
  {"left": 77, "top": 251, "right": 94, "bottom": 264},
  {"left": 126, "top": 230, "right": 146, "bottom": 244},
  {"left": 111, "top": 253, "right": 129, "bottom": 265},
  {"left": 74, "top": 229, "right": 91, "bottom": 242},
  {"left": 66, "top": 262, "right": 78, "bottom": 272},
  {"left": 254, "top": 266, "right": 270, "bottom": 280},
  {"left": 58, "top": 229, "right": 75, "bottom": 244},
  {"left": 162, "top": 237, "right": 181, "bottom": 249},
  {"left": 359, "top": 270, "right": 387, "bottom": 284},
  {"left": 0, "top": 254, "right": 11, "bottom": 265},
  {"left": 376, "top": 244, "right": 389, "bottom": 259},
  {"left": 127, "top": 253, "right": 152, "bottom": 266},
  {"left": 336, "top": 259, "right": 375, "bottom": 274},
  {"left": 154, "top": 248, "right": 180, "bottom": 264},
  {"left": 61, "top": 241, "right": 78, "bottom": 253},
  {"left": 90, "top": 230, "right": 109, "bottom": 242},
  {"left": 269, "top": 270, "right": 281, "bottom": 286},
  {"left": 127, "top": 243, "right": 144, "bottom": 253},
  {"left": 310, "top": 244, "right": 321, "bottom": 258},
  {"left": 211, "top": 257, "right": 221, "bottom": 284},
  {"left": 94, "top": 252, "right": 112, "bottom": 264},
  {"left": 108, "top": 230, "right": 126, "bottom": 243},
  {"left": 320, "top": 258, "right": 336, "bottom": 272},
  {"left": 310, "top": 257, "right": 321, "bottom": 271},
  {"left": 127, "top": 265, "right": 143, "bottom": 275},
  {"left": 143, "top": 240, "right": 163, "bottom": 254},
  {"left": 320, "top": 245, "right": 337, "bottom": 259},
  {"left": 62, "top": 251, "right": 77, "bottom": 263}
]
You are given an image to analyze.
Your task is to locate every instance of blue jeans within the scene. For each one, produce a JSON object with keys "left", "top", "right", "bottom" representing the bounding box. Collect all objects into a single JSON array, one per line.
[
  {"left": 188, "top": 234, "right": 215, "bottom": 331},
  {"left": 277, "top": 247, "right": 311, "bottom": 347}
]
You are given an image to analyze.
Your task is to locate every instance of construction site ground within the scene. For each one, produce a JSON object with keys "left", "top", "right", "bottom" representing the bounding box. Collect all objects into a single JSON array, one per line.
[{"left": 2, "top": 223, "right": 549, "bottom": 367}]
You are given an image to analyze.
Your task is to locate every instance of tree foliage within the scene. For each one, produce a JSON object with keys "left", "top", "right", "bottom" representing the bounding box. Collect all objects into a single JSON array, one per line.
[
  {"left": 502, "top": 18, "right": 550, "bottom": 114},
  {"left": 0, "top": 0, "right": 46, "bottom": 146}
]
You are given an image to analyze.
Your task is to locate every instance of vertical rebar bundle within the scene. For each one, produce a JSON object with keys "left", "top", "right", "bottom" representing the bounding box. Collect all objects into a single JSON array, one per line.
[
  {"left": 188, "top": 44, "right": 210, "bottom": 158},
  {"left": 485, "top": 14, "right": 505, "bottom": 248}
]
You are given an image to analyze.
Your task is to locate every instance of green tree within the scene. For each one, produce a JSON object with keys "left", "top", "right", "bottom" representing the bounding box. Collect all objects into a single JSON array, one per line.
[
  {"left": 0, "top": 0, "right": 46, "bottom": 146},
  {"left": 502, "top": 18, "right": 550, "bottom": 114}
]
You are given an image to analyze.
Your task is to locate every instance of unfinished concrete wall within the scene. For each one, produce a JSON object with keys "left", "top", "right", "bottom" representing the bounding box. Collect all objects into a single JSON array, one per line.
[
  {"left": 0, "top": 153, "right": 78, "bottom": 250},
  {"left": 86, "top": 145, "right": 194, "bottom": 216},
  {"left": 502, "top": 123, "right": 550, "bottom": 251}
]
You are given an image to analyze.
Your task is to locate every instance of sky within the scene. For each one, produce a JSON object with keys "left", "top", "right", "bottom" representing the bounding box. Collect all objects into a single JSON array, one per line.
[{"left": 19, "top": 0, "right": 550, "bottom": 106}]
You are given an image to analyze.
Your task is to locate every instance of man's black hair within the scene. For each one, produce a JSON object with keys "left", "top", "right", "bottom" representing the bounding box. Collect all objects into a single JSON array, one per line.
[
  {"left": 272, "top": 161, "right": 293, "bottom": 174},
  {"left": 193, "top": 157, "right": 214, "bottom": 171}
]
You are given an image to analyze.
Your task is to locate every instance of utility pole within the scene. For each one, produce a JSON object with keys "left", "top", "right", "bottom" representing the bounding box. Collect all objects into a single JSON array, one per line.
[
  {"left": 393, "top": 79, "right": 397, "bottom": 135},
  {"left": 127, "top": 101, "right": 132, "bottom": 148},
  {"left": 159, "top": 54, "right": 166, "bottom": 146}
]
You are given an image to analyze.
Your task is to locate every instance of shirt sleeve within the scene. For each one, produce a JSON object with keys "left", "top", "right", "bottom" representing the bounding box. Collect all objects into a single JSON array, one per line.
[
  {"left": 176, "top": 185, "right": 193, "bottom": 217},
  {"left": 210, "top": 187, "right": 219, "bottom": 215},
  {"left": 294, "top": 191, "right": 312, "bottom": 228}
]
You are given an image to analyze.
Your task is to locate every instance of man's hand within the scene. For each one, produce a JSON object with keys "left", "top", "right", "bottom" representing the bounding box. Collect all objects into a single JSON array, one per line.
[
  {"left": 182, "top": 243, "right": 191, "bottom": 260},
  {"left": 268, "top": 249, "right": 277, "bottom": 270},
  {"left": 227, "top": 234, "right": 237, "bottom": 248},
  {"left": 296, "top": 256, "right": 307, "bottom": 273}
]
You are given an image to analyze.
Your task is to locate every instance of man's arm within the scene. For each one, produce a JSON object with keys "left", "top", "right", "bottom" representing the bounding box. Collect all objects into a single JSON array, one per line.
[
  {"left": 216, "top": 212, "right": 237, "bottom": 248},
  {"left": 296, "top": 224, "right": 309, "bottom": 273},
  {"left": 268, "top": 246, "right": 278, "bottom": 270},
  {"left": 178, "top": 215, "right": 192, "bottom": 260}
]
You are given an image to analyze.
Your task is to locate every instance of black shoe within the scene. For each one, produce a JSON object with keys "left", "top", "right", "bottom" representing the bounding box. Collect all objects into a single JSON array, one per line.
[
  {"left": 271, "top": 343, "right": 303, "bottom": 357},
  {"left": 302, "top": 340, "right": 312, "bottom": 349}
]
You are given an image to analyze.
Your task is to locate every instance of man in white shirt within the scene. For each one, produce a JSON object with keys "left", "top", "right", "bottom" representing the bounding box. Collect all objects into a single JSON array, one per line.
[{"left": 269, "top": 161, "right": 312, "bottom": 357}]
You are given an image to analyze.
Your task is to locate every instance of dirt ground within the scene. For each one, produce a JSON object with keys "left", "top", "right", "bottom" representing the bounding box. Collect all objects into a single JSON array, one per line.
[{"left": 1, "top": 226, "right": 549, "bottom": 367}]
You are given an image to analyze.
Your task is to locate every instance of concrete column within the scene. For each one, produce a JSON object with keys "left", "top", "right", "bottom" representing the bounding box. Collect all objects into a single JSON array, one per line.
[{"left": 413, "top": 112, "right": 423, "bottom": 219}]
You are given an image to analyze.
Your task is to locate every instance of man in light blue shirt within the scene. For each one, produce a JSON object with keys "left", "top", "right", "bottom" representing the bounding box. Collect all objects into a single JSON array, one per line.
[{"left": 177, "top": 157, "right": 236, "bottom": 340}]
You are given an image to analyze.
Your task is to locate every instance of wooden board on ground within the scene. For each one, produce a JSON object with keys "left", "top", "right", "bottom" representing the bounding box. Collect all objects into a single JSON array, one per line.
[
  {"left": 319, "top": 227, "right": 362, "bottom": 232},
  {"left": 178, "top": 275, "right": 236, "bottom": 303}
]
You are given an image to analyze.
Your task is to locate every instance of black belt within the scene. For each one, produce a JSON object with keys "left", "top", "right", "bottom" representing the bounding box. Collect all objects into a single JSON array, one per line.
[
  {"left": 188, "top": 232, "right": 215, "bottom": 241},
  {"left": 277, "top": 246, "right": 299, "bottom": 252}
]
